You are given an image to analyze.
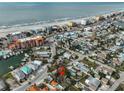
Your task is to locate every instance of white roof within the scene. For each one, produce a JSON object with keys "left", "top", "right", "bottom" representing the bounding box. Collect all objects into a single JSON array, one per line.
[
  {"left": 81, "top": 19, "right": 88, "bottom": 25},
  {"left": 63, "top": 52, "right": 71, "bottom": 59},
  {"left": 84, "top": 27, "right": 92, "bottom": 30},
  {"left": 36, "top": 51, "right": 49, "bottom": 55},
  {"left": 85, "top": 79, "right": 89, "bottom": 84},
  {"left": 14, "top": 70, "right": 25, "bottom": 81},
  {"left": 11, "top": 32, "right": 21, "bottom": 35},
  {"left": 86, "top": 76, "right": 101, "bottom": 88},
  {"left": 32, "top": 60, "right": 42, "bottom": 66},
  {"left": 27, "top": 63, "right": 38, "bottom": 71}
]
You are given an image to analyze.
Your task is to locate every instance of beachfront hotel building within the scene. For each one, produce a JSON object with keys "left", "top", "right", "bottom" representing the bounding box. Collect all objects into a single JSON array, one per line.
[{"left": 8, "top": 36, "right": 44, "bottom": 50}]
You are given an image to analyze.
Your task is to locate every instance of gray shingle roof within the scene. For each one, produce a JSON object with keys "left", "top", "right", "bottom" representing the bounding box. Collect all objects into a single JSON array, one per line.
[
  {"left": 0, "top": 79, "right": 7, "bottom": 90},
  {"left": 87, "top": 76, "right": 100, "bottom": 88}
]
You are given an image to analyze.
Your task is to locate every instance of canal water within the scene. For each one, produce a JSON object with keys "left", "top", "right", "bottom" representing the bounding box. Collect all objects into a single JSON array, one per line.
[{"left": 0, "top": 53, "right": 25, "bottom": 76}]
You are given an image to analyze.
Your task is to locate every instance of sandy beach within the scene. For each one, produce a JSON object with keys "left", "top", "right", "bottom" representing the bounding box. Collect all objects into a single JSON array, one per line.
[{"left": 0, "top": 18, "right": 83, "bottom": 38}]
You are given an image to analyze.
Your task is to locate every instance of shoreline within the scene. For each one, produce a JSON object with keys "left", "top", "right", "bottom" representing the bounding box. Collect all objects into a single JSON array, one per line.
[
  {"left": 0, "top": 18, "right": 82, "bottom": 37},
  {"left": 0, "top": 10, "right": 123, "bottom": 38}
]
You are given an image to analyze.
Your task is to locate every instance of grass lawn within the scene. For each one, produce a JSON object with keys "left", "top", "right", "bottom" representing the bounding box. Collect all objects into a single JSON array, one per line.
[
  {"left": 115, "top": 63, "right": 124, "bottom": 71},
  {"left": 63, "top": 59, "right": 70, "bottom": 65},
  {"left": 3, "top": 72, "right": 13, "bottom": 79},
  {"left": 68, "top": 85, "right": 80, "bottom": 91}
]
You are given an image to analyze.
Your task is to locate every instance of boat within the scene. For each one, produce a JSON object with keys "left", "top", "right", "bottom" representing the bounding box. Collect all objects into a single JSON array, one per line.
[
  {"left": 21, "top": 51, "right": 23, "bottom": 54},
  {"left": 18, "top": 51, "right": 21, "bottom": 54},
  {"left": 15, "top": 52, "right": 19, "bottom": 55},
  {"left": 3, "top": 55, "right": 7, "bottom": 59},
  {"left": 17, "top": 51, "right": 20, "bottom": 55},
  {"left": 9, "top": 66, "right": 14, "bottom": 70},
  {"left": 12, "top": 52, "right": 15, "bottom": 56},
  {"left": 21, "top": 58, "right": 26, "bottom": 62},
  {"left": 9, "top": 52, "right": 13, "bottom": 56},
  {"left": 7, "top": 55, "right": 10, "bottom": 58}
]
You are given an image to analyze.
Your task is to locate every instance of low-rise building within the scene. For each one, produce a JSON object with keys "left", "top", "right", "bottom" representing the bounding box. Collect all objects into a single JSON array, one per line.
[
  {"left": 98, "top": 85, "right": 110, "bottom": 91},
  {"left": 0, "top": 79, "right": 7, "bottom": 91},
  {"left": 112, "top": 58, "right": 121, "bottom": 66},
  {"left": 63, "top": 52, "right": 71, "bottom": 59},
  {"left": 118, "top": 53, "right": 124, "bottom": 63},
  {"left": 96, "top": 66, "right": 113, "bottom": 76},
  {"left": 84, "top": 27, "right": 92, "bottom": 32},
  {"left": 26, "top": 84, "right": 40, "bottom": 91},
  {"left": 20, "top": 65, "right": 32, "bottom": 75},
  {"left": 85, "top": 76, "right": 101, "bottom": 91},
  {"left": 81, "top": 19, "right": 89, "bottom": 25},
  {"left": 12, "top": 69, "right": 26, "bottom": 82},
  {"left": 73, "top": 62, "right": 89, "bottom": 74},
  {"left": 101, "top": 78, "right": 109, "bottom": 85},
  {"left": 27, "top": 63, "right": 39, "bottom": 71},
  {"left": 35, "top": 51, "right": 51, "bottom": 58},
  {"left": 32, "top": 60, "right": 42, "bottom": 66}
]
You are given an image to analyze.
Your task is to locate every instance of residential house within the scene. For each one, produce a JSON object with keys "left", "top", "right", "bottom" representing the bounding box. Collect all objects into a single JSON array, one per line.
[
  {"left": 81, "top": 19, "right": 89, "bottom": 25},
  {"left": 73, "top": 62, "right": 89, "bottom": 74},
  {"left": 97, "top": 51, "right": 108, "bottom": 60},
  {"left": 64, "top": 32, "right": 78, "bottom": 39},
  {"left": 95, "top": 16, "right": 105, "bottom": 21},
  {"left": 36, "top": 51, "right": 51, "bottom": 58},
  {"left": 26, "top": 84, "right": 40, "bottom": 91},
  {"left": 12, "top": 69, "right": 26, "bottom": 82},
  {"left": 95, "top": 74, "right": 101, "bottom": 80},
  {"left": 101, "top": 78, "right": 109, "bottom": 85},
  {"left": 21, "top": 65, "right": 32, "bottom": 75},
  {"left": 63, "top": 52, "right": 71, "bottom": 59},
  {"left": 118, "top": 53, "right": 124, "bottom": 63},
  {"left": 85, "top": 76, "right": 101, "bottom": 91},
  {"left": 46, "top": 75, "right": 53, "bottom": 83},
  {"left": 96, "top": 52, "right": 106, "bottom": 63},
  {"left": 27, "top": 63, "right": 39, "bottom": 71},
  {"left": 50, "top": 80, "right": 58, "bottom": 86},
  {"left": 98, "top": 85, "right": 110, "bottom": 91},
  {"left": 82, "top": 31, "right": 93, "bottom": 38},
  {"left": 84, "top": 27, "right": 92, "bottom": 32},
  {"left": 96, "top": 66, "right": 113, "bottom": 76},
  {"left": 112, "top": 58, "right": 121, "bottom": 66},
  {"left": 69, "top": 69, "right": 76, "bottom": 77},
  {"left": 75, "top": 82, "right": 84, "bottom": 89},
  {"left": 32, "top": 60, "right": 42, "bottom": 66}
]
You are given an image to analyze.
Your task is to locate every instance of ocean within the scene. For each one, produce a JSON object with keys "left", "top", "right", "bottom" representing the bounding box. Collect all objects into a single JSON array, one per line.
[{"left": 0, "top": 2, "right": 124, "bottom": 26}]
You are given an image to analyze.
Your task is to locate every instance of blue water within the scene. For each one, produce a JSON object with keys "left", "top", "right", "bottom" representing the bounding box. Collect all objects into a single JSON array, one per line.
[{"left": 0, "top": 2, "right": 123, "bottom": 26}]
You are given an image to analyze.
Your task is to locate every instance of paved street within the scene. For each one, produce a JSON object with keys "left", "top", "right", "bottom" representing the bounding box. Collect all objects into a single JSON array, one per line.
[{"left": 51, "top": 41, "right": 57, "bottom": 58}]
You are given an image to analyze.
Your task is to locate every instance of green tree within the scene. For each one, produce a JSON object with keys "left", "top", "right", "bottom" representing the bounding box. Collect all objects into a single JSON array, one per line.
[{"left": 98, "top": 72, "right": 106, "bottom": 78}]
